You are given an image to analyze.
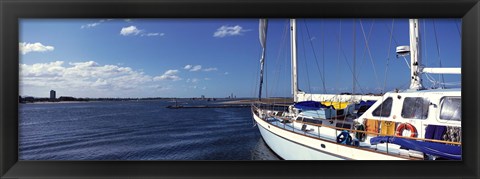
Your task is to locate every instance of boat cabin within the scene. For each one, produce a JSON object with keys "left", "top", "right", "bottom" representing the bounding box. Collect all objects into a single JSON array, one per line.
[{"left": 356, "top": 88, "right": 461, "bottom": 142}]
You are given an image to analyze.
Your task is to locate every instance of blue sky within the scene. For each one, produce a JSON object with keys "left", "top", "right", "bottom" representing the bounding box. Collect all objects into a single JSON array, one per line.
[{"left": 19, "top": 19, "right": 461, "bottom": 98}]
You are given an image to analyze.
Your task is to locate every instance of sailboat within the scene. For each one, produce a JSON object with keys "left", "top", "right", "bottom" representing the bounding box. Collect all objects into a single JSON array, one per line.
[{"left": 251, "top": 19, "right": 461, "bottom": 160}]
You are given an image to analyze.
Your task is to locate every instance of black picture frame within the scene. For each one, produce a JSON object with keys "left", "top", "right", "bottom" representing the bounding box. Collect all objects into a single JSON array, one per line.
[{"left": 1, "top": 0, "right": 479, "bottom": 178}]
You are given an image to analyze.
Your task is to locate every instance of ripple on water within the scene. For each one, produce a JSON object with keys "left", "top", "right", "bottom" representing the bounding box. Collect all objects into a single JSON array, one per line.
[{"left": 19, "top": 100, "right": 265, "bottom": 160}]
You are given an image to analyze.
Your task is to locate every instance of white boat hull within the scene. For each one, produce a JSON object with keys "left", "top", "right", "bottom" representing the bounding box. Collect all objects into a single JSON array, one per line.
[
  {"left": 257, "top": 122, "right": 344, "bottom": 160},
  {"left": 253, "top": 112, "right": 409, "bottom": 160}
]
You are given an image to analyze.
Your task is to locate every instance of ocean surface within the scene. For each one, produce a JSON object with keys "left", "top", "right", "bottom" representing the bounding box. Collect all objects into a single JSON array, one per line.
[{"left": 19, "top": 99, "right": 280, "bottom": 160}]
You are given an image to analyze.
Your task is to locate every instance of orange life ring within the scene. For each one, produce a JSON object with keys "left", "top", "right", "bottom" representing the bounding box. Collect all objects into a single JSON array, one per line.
[{"left": 395, "top": 123, "right": 417, "bottom": 137}]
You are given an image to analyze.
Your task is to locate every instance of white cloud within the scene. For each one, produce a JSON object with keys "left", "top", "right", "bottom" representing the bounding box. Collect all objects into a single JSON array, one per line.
[
  {"left": 81, "top": 22, "right": 100, "bottom": 29},
  {"left": 20, "top": 61, "right": 154, "bottom": 94},
  {"left": 184, "top": 65, "right": 216, "bottom": 72},
  {"left": 20, "top": 61, "right": 65, "bottom": 77},
  {"left": 19, "top": 42, "right": 55, "bottom": 55},
  {"left": 224, "top": 72, "right": 229, "bottom": 75},
  {"left": 184, "top": 64, "right": 202, "bottom": 71},
  {"left": 184, "top": 65, "right": 192, "bottom": 70},
  {"left": 213, "top": 25, "right": 248, "bottom": 38},
  {"left": 121, "top": 26, "right": 165, "bottom": 37},
  {"left": 203, "top": 67, "right": 218, "bottom": 72},
  {"left": 120, "top": 26, "right": 142, "bottom": 36},
  {"left": 190, "top": 65, "right": 202, "bottom": 72},
  {"left": 141, "top": 32, "right": 165, "bottom": 37},
  {"left": 154, "top": 70, "right": 181, "bottom": 81},
  {"left": 69, "top": 61, "right": 99, "bottom": 68},
  {"left": 81, "top": 19, "right": 112, "bottom": 29},
  {"left": 19, "top": 60, "right": 196, "bottom": 98},
  {"left": 91, "top": 78, "right": 111, "bottom": 89},
  {"left": 186, "top": 78, "right": 199, "bottom": 83}
]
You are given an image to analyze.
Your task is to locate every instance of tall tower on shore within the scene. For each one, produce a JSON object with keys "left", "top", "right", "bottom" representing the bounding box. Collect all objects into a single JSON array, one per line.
[{"left": 50, "top": 90, "right": 56, "bottom": 101}]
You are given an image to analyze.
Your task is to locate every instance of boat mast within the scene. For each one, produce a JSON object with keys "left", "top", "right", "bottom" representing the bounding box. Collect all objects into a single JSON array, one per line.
[
  {"left": 409, "top": 19, "right": 424, "bottom": 90},
  {"left": 408, "top": 19, "right": 461, "bottom": 90},
  {"left": 291, "top": 19, "right": 299, "bottom": 102}
]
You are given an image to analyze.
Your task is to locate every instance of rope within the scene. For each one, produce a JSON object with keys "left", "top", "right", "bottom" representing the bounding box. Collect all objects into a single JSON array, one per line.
[
  {"left": 382, "top": 19, "right": 395, "bottom": 94},
  {"left": 425, "top": 73, "right": 461, "bottom": 87},
  {"left": 423, "top": 19, "right": 428, "bottom": 68},
  {"left": 375, "top": 19, "right": 396, "bottom": 123},
  {"left": 299, "top": 22, "right": 313, "bottom": 94},
  {"left": 454, "top": 19, "right": 461, "bottom": 37},
  {"left": 353, "top": 18, "right": 356, "bottom": 96},
  {"left": 359, "top": 19, "right": 381, "bottom": 91},
  {"left": 358, "top": 19, "right": 375, "bottom": 81},
  {"left": 303, "top": 20, "right": 327, "bottom": 93},
  {"left": 402, "top": 56, "right": 411, "bottom": 69},
  {"left": 432, "top": 19, "right": 446, "bottom": 88},
  {"left": 322, "top": 20, "right": 326, "bottom": 93},
  {"left": 424, "top": 73, "right": 440, "bottom": 88},
  {"left": 252, "top": 50, "right": 260, "bottom": 99},
  {"left": 385, "top": 20, "right": 414, "bottom": 91},
  {"left": 269, "top": 20, "right": 289, "bottom": 106},
  {"left": 335, "top": 32, "right": 365, "bottom": 94},
  {"left": 269, "top": 20, "right": 289, "bottom": 100},
  {"left": 384, "top": 23, "right": 399, "bottom": 47},
  {"left": 335, "top": 20, "right": 342, "bottom": 93}
]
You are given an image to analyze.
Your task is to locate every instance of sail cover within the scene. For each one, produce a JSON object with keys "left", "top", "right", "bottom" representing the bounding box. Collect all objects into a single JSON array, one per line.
[
  {"left": 258, "top": 19, "right": 268, "bottom": 100},
  {"left": 259, "top": 19, "right": 267, "bottom": 48},
  {"left": 294, "top": 101, "right": 329, "bottom": 110}
]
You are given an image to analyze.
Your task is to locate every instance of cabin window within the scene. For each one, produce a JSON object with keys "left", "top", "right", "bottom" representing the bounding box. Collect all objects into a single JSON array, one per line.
[
  {"left": 372, "top": 97, "right": 393, "bottom": 117},
  {"left": 440, "top": 97, "right": 461, "bottom": 121},
  {"left": 401, "top": 97, "right": 429, "bottom": 119},
  {"left": 303, "top": 118, "right": 322, "bottom": 124}
]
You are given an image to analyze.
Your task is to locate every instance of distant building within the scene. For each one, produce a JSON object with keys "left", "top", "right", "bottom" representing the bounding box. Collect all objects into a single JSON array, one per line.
[{"left": 49, "top": 90, "right": 56, "bottom": 102}]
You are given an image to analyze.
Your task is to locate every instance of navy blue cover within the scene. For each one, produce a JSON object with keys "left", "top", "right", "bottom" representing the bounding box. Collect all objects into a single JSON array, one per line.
[
  {"left": 294, "top": 101, "right": 329, "bottom": 110},
  {"left": 355, "top": 100, "right": 376, "bottom": 110},
  {"left": 370, "top": 136, "right": 461, "bottom": 160},
  {"left": 425, "top": 125, "right": 447, "bottom": 140}
]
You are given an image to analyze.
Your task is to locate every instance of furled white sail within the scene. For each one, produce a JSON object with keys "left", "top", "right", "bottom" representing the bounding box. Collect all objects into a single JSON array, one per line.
[
  {"left": 259, "top": 19, "right": 268, "bottom": 48},
  {"left": 258, "top": 19, "right": 268, "bottom": 100}
]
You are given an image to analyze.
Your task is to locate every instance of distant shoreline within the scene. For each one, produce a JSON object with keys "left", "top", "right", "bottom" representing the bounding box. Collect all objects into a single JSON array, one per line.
[
  {"left": 219, "top": 98, "right": 293, "bottom": 104},
  {"left": 20, "top": 101, "right": 91, "bottom": 104},
  {"left": 20, "top": 98, "right": 294, "bottom": 105}
]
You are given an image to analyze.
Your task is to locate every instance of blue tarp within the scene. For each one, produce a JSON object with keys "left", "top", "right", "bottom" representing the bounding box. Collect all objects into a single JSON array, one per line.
[
  {"left": 424, "top": 125, "right": 447, "bottom": 140},
  {"left": 370, "top": 136, "right": 461, "bottom": 160},
  {"left": 360, "top": 100, "right": 376, "bottom": 106},
  {"left": 355, "top": 100, "right": 376, "bottom": 110},
  {"left": 294, "top": 101, "right": 329, "bottom": 110}
]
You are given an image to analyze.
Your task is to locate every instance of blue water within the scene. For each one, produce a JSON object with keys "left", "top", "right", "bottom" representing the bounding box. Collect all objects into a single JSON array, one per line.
[{"left": 19, "top": 99, "right": 279, "bottom": 160}]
